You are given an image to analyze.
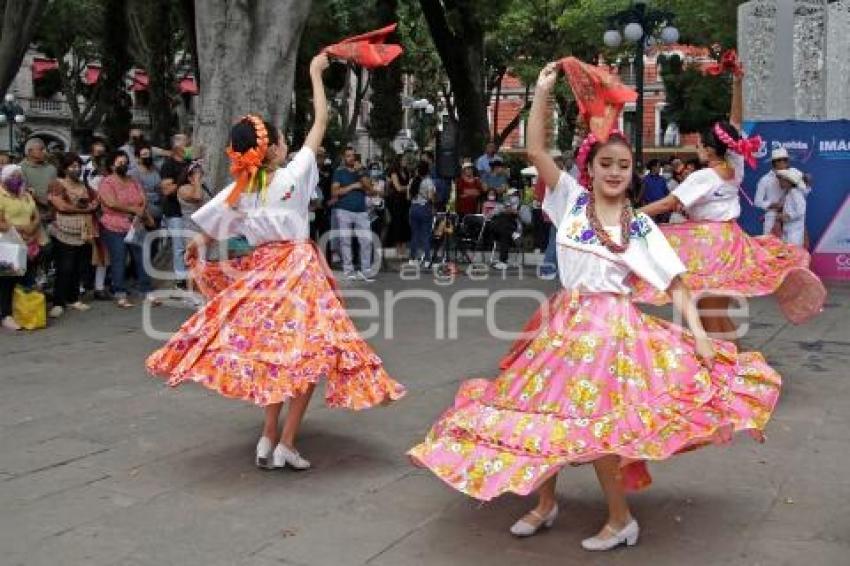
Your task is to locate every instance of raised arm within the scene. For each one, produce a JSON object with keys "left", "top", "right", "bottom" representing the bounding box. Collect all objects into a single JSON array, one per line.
[
  {"left": 527, "top": 62, "right": 562, "bottom": 190},
  {"left": 303, "top": 54, "right": 330, "bottom": 155}
]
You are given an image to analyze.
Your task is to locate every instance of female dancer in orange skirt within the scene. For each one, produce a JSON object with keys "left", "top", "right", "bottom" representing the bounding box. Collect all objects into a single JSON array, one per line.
[
  {"left": 147, "top": 54, "right": 405, "bottom": 470},
  {"left": 636, "top": 75, "right": 826, "bottom": 335},
  {"left": 409, "top": 61, "right": 781, "bottom": 551}
]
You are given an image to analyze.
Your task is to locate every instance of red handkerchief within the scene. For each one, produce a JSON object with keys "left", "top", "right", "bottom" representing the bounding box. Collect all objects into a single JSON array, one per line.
[
  {"left": 323, "top": 23, "right": 403, "bottom": 69},
  {"left": 559, "top": 57, "right": 637, "bottom": 142}
]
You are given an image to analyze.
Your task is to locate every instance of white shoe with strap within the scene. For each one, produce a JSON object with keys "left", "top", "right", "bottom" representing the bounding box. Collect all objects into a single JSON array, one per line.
[
  {"left": 580, "top": 518, "right": 639, "bottom": 551},
  {"left": 272, "top": 444, "right": 311, "bottom": 470},
  {"left": 509, "top": 504, "right": 559, "bottom": 537}
]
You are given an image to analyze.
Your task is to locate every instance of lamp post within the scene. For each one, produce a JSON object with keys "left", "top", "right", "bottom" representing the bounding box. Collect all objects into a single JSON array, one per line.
[
  {"left": 0, "top": 93, "right": 26, "bottom": 157},
  {"left": 408, "top": 98, "right": 434, "bottom": 152},
  {"left": 603, "top": 2, "right": 678, "bottom": 167}
]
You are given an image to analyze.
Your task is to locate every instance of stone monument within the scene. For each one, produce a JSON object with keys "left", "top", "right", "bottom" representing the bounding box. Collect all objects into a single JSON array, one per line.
[{"left": 739, "top": 0, "right": 850, "bottom": 121}]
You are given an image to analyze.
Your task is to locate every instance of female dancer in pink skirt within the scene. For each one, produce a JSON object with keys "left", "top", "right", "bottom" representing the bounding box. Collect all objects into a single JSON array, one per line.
[
  {"left": 636, "top": 75, "right": 825, "bottom": 335},
  {"left": 409, "top": 62, "right": 781, "bottom": 551},
  {"left": 147, "top": 54, "right": 405, "bottom": 470}
]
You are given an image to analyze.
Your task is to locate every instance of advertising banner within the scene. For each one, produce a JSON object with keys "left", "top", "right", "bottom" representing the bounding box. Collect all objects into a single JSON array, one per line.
[{"left": 741, "top": 120, "right": 850, "bottom": 280}]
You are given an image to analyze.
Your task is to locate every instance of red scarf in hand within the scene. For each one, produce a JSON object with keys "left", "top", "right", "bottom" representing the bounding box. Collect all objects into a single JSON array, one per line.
[
  {"left": 559, "top": 57, "right": 637, "bottom": 142},
  {"left": 322, "top": 23, "right": 403, "bottom": 69}
]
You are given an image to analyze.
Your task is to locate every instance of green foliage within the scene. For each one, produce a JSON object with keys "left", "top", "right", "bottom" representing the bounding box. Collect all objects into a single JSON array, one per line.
[{"left": 660, "top": 55, "right": 731, "bottom": 134}]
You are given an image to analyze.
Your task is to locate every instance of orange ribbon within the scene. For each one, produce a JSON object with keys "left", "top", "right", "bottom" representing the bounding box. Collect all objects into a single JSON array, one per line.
[{"left": 224, "top": 115, "right": 269, "bottom": 208}]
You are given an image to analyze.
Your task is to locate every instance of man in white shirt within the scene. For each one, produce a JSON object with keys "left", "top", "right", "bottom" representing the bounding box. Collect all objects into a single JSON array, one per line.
[{"left": 755, "top": 148, "right": 798, "bottom": 235}]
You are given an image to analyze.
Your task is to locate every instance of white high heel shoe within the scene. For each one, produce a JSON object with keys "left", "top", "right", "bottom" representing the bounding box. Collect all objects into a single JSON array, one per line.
[
  {"left": 272, "top": 444, "right": 311, "bottom": 470},
  {"left": 509, "top": 504, "right": 559, "bottom": 537},
  {"left": 255, "top": 437, "right": 273, "bottom": 469},
  {"left": 580, "top": 518, "right": 640, "bottom": 551}
]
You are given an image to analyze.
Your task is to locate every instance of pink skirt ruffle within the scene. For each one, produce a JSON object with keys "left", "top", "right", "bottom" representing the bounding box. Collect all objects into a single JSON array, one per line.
[
  {"left": 631, "top": 221, "right": 826, "bottom": 324},
  {"left": 409, "top": 291, "right": 781, "bottom": 501}
]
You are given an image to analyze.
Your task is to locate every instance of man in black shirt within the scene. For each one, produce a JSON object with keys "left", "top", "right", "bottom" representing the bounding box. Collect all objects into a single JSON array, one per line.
[{"left": 159, "top": 133, "right": 191, "bottom": 284}]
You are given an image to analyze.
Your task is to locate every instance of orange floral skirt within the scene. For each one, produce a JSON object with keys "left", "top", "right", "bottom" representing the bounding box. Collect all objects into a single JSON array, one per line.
[{"left": 146, "top": 241, "right": 406, "bottom": 408}]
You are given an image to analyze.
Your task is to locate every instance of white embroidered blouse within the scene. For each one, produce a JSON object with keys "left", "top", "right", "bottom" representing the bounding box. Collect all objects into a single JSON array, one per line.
[
  {"left": 672, "top": 151, "right": 744, "bottom": 221},
  {"left": 191, "top": 147, "right": 319, "bottom": 245},
  {"left": 543, "top": 173, "right": 686, "bottom": 295}
]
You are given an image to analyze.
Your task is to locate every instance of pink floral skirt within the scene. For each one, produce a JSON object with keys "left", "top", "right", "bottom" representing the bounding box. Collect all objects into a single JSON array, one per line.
[
  {"left": 630, "top": 221, "right": 826, "bottom": 324},
  {"left": 146, "top": 241, "right": 406, "bottom": 409},
  {"left": 409, "top": 291, "right": 781, "bottom": 501}
]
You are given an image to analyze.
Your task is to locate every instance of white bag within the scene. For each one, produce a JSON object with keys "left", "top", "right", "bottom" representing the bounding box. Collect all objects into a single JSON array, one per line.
[
  {"left": 0, "top": 228, "right": 27, "bottom": 276},
  {"left": 124, "top": 217, "right": 146, "bottom": 246}
]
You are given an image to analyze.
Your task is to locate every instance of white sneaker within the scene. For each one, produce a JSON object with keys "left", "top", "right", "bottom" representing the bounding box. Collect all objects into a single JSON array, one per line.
[
  {"left": 68, "top": 301, "right": 91, "bottom": 312},
  {"left": 344, "top": 271, "right": 357, "bottom": 280},
  {"left": 255, "top": 436, "right": 273, "bottom": 469},
  {"left": 48, "top": 305, "right": 64, "bottom": 318},
  {"left": 407, "top": 259, "right": 420, "bottom": 266},
  {"left": 581, "top": 518, "right": 640, "bottom": 551},
  {"left": 272, "top": 444, "right": 311, "bottom": 470},
  {"left": 510, "top": 504, "right": 559, "bottom": 537},
  {"left": 492, "top": 261, "right": 508, "bottom": 270},
  {"left": 355, "top": 271, "right": 375, "bottom": 282},
  {"left": 1, "top": 316, "right": 21, "bottom": 331}
]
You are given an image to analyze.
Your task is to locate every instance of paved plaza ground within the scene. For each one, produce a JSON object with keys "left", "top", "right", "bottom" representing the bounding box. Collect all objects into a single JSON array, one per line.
[{"left": 1, "top": 271, "right": 848, "bottom": 566}]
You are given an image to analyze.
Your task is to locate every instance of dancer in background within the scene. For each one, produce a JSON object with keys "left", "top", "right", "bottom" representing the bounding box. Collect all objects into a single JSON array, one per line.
[
  {"left": 636, "top": 73, "right": 825, "bottom": 333},
  {"left": 147, "top": 53, "right": 405, "bottom": 471},
  {"left": 410, "top": 60, "right": 781, "bottom": 552}
]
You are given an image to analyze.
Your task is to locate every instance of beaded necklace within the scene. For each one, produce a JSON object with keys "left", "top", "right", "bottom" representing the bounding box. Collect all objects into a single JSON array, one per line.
[{"left": 586, "top": 190, "right": 633, "bottom": 254}]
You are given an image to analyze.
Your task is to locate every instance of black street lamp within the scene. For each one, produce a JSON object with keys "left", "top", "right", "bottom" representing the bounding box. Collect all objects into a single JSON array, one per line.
[
  {"left": 0, "top": 93, "right": 26, "bottom": 157},
  {"left": 603, "top": 1, "right": 679, "bottom": 167}
]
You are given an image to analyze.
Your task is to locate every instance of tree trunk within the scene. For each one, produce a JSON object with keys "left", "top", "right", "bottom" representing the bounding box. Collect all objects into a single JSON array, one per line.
[
  {"left": 344, "top": 68, "right": 369, "bottom": 144},
  {"left": 127, "top": 0, "right": 178, "bottom": 147},
  {"left": 418, "top": 0, "right": 489, "bottom": 158},
  {"left": 0, "top": 0, "right": 47, "bottom": 98},
  {"left": 193, "top": 0, "right": 312, "bottom": 191}
]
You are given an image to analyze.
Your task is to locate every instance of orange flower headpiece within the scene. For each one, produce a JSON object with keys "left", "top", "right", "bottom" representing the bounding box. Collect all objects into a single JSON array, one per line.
[
  {"left": 224, "top": 114, "right": 269, "bottom": 208},
  {"left": 558, "top": 57, "right": 637, "bottom": 142}
]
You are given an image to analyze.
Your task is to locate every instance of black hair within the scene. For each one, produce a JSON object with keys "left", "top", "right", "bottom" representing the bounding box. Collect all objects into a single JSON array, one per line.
[
  {"left": 685, "top": 157, "right": 701, "bottom": 170},
  {"left": 106, "top": 150, "right": 130, "bottom": 173},
  {"left": 134, "top": 143, "right": 152, "bottom": 158},
  {"left": 416, "top": 160, "right": 430, "bottom": 177},
  {"left": 57, "top": 152, "right": 83, "bottom": 177},
  {"left": 701, "top": 121, "right": 740, "bottom": 159},
  {"left": 229, "top": 118, "right": 279, "bottom": 153},
  {"left": 646, "top": 158, "right": 662, "bottom": 169}
]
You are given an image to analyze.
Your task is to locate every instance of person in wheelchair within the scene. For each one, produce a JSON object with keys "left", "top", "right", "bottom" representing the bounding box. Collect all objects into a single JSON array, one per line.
[{"left": 483, "top": 187, "right": 522, "bottom": 270}]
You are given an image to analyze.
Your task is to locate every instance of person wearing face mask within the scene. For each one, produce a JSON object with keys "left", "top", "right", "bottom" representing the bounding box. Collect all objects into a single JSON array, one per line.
[
  {"left": 119, "top": 128, "right": 146, "bottom": 172},
  {"left": 0, "top": 164, "right": 46, "bottom": 330},
  {"left": 132, "top": 144, "right": 163, "bottom": 226},
  {"left": 97, "top": 151, "right": 155, "bottom": 308},
  {"left": 46, "top": 153, "right": 99, "bottom": 317}
]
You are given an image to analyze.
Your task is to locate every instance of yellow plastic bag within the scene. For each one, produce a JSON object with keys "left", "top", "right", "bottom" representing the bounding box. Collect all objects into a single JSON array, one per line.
[{"left": 13, "top": 286, "right": 47, "bottom": 330}]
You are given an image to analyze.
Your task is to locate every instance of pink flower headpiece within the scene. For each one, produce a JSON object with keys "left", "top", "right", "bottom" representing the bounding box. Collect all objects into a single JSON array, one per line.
[
  {"left": 713, "top": 123, "right": 762, "bottom": 169},
  {"left": 576, "top": 129, "right": 630, "bottom": 189}
]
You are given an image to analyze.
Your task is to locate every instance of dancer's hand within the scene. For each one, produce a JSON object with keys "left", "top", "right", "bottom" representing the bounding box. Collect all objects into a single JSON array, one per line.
[
  {"left": 695, "top": 336, "right": 716, "bottom": 370},
  {"left": 310, "top": 53, "right": 330, "bottom": 76},
  {"left": 185, "top": 233, "right": 210, "bottom": 264},
  {"left": 535, "top": 62, "right": 559, "bottom": 95}
]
